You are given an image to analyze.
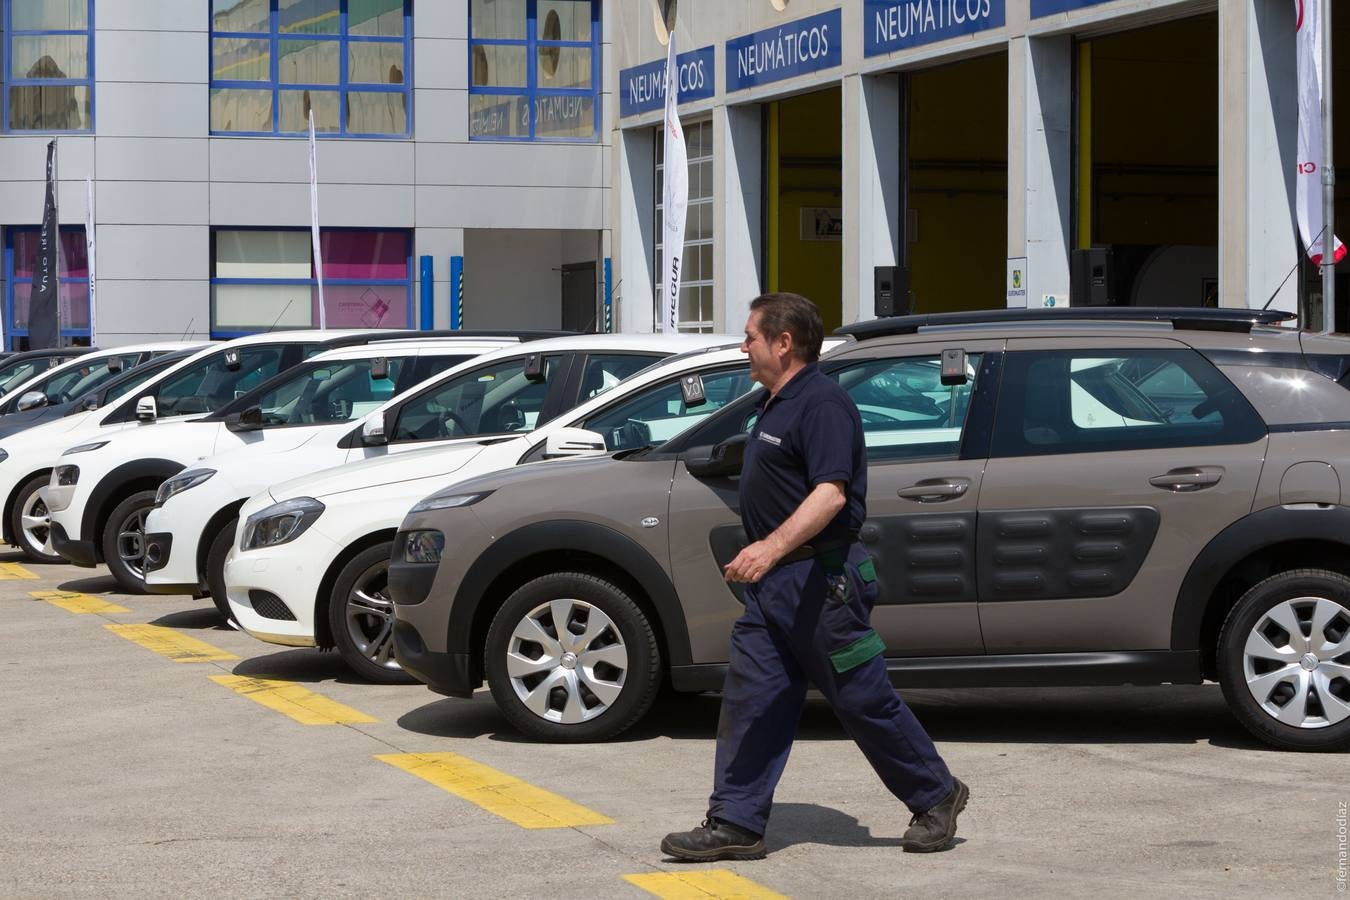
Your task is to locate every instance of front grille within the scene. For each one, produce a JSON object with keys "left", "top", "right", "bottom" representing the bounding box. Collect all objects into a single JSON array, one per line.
[{"left": 248, "top": 590, "right": 296, "bottom": 621}]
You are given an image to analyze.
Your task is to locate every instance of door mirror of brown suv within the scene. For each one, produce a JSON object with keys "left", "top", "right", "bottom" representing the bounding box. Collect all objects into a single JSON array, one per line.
[{"left": 685, "top": 432, "right": 749, "bottom": 478}]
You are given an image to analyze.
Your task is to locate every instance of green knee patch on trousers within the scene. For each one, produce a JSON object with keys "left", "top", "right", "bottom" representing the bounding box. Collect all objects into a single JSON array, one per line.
[
  {"left": 856, "top": 557, "right": 877, "bottom": 584},
  {"left": 830, "top": 630, "right": 885, "bottom": 673}
]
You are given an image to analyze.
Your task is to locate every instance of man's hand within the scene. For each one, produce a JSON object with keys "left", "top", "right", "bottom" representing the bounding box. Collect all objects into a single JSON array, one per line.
[{"left": 723, "top": 539, "right": 784, "bottom": 584}]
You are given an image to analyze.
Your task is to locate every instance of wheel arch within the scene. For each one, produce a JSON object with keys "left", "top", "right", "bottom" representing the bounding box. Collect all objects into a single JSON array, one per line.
[
  {"left": 3, "top": 468, "right": 52, "bottom": 545},
  {"left": 195, "top": 498, "right": 248, "bottom": 582},
  {"left": 314, "top": 529, "right": 397, "bottom": 650},
  {"left": 84, "top": 459, "right": 185, "bottom": 554}
]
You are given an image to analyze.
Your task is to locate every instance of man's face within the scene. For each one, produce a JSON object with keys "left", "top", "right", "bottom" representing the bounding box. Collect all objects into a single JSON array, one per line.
[{"left": 742, "top": 310, "right": 780, "bottom": 387}]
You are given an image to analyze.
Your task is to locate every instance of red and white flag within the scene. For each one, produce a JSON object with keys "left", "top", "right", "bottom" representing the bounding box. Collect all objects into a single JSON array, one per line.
[
  {"left": 660, "top": 35, "right": 687, "bottom": 334},
  {"left": 1296, "top": 0, "right": 1344, "bottom": 265}
]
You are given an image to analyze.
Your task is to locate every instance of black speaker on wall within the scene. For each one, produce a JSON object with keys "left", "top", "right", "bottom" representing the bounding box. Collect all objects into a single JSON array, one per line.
[
  {"left": 874, "top": 266, "right": 911, "bottom": 317},
  {"left": 1071, "top": 247, "right": 1116, "bottom": 306}
]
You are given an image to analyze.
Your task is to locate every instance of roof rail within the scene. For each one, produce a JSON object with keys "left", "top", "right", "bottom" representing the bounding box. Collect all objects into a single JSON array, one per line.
[
  {"left": 325, "top": 329, "right": 575, "bottom": 349},
  {"left": 835, "top": 306, "right": 1298, "bottom": 340}
]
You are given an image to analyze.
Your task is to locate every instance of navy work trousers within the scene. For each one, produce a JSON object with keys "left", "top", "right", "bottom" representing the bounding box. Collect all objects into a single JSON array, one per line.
[{"left": 707, "top": 545, "right": 953, "bottom": 836}]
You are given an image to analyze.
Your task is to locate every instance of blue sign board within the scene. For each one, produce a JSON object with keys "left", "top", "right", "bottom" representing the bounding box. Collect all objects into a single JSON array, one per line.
[
  {"left": 1031, "top": 0, "right": 1115, "bottom": 16},
  {"left": 726, "top": 9, "right": 842, "bottom": 93},
  {"left": 618, "top": 45, "right": 716, "bottom": 119},
  {"left": 865, "top": 1, "right": 1005, "bottom": 56}
]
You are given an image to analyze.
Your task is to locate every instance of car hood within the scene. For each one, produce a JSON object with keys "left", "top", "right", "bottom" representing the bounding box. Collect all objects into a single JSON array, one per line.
[
  {"left": 268, "top": 441, "right": 500, "bottom": 502},
  {"left": 423, "top": 451, "right": 627, "bottom": 500}
]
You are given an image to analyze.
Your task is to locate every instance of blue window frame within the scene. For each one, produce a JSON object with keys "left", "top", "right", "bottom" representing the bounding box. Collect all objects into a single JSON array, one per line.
[
  {"left": 3, "top": 225, "right": 93, "bottom": 349},
  {"left": 468, "top": 0, "right": 600, "bottom": 142},
  {"left": 209, "top": 227, "right": 414, "bottom": 338},
  {"left": 210, "top": 0, "right": 412, "bottom": 137},
  {"left": 3, "top": 0, "right": 95, "bottom": 132}
]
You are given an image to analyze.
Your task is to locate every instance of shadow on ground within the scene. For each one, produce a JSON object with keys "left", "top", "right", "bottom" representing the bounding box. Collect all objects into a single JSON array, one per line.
[
  {"left": 148, "top": 606, "right": 236, "bottom": 631},
  {"left": 397, "top": 684, "right": 1266, "bottom": 750},
  {"left": 229, "top": 647, "right": 408, "bottom": 686},
  {"left": 58, "top": 574, "right": 124, "bottom": 595}
]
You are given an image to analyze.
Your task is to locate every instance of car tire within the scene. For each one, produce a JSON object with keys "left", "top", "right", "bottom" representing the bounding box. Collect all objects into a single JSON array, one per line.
[
  {"left": 328, "top": 542, "right": 416, "bottom": 685},
  {"left": 485, "top": 572, "right": 661, "bottom": 742},
  {"left": 9, "top": 473, "right": 64, "bottom": 563},
  {"left": 1217, "top": 568, "right": 1350, "bottom": 751},
  {"left": 205, "top": 520, "right": 236, "bottom": 622},
  {"left": 101, "top": 490, "right": 159, "bottom": 594}
]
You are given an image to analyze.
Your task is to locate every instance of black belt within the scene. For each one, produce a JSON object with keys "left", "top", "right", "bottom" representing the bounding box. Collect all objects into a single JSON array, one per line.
[{"left": 777, "top": 533, "right": 859, "bottom": 566}]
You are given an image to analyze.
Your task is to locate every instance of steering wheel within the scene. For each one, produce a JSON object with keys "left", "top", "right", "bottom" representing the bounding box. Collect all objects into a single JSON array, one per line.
[{"left": 441, "top": 410, "right": 471, "bottom": 436}]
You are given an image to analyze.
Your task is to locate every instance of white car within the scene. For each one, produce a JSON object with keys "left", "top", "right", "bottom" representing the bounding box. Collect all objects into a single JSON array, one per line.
[
  {"left": 144, "top": 334, "right": 706, "bottom": 617},
  {"left": 223, "top": 339, "right": 759, "bottom": 682},
  {"left": 0, "top": 342, "right": 202, "bottom": 417},
  {"left": 52, "top": 337, "right": 520, "bottom": 594},
  {"left": 11, "top": 329, "right": 421, "bottom": 568}
]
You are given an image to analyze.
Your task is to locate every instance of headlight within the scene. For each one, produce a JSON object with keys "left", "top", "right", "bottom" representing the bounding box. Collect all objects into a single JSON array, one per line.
[
  {"left": 240, "top": 497, "right": 325, "bottom": 550},
  {"left": 409, "top": 491, "right": 493, "bottom": 514},
  {"left": 402, "top": 530, "right": 445, "bottom": 563},
  {"left": 53, "top": 464, "right": 79, "bottom": 486},
  {"left": 155, "top": 468, "right": 216, "bottom": 506},
  {"left": 62, "top": 440, "right": 110, "bottom": 456}
]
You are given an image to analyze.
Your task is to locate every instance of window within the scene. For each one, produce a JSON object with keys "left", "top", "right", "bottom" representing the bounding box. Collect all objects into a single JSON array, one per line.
[
  {"left": 576, "top": 353, "right": 661, "bottom": 400},
  {"left": 29, "top": 354, "right": 139, "bottom": 405},
  {"left": 3, "top": 0, "right": 93, "bottom": 131},
  {"left": 209, "top": 228, "right": 412, "bottom": 336},
  {"left": 835, "top": 354, "right": 982, "bottom": 462},
  {"left": 210, "top": 0, "right": 410, "bottom": 137},
  {"left": 155, "top": 346, "right": 286, "bottom": 416},
  {"left": 655, "top": 119, "right": 714, "bottom": 331},
  {"left": 992, "top": 349, "right": 1266, "bottom": 457},
  {"left": 468, "top": 0, "right": 599, "bottom": 141},
  {"left": 584, "top": 366, "right": 754, "bottom": 451},
  {"left": 392, "top": 354, "right": 563, "bottom": 441},
  {"left": 254, "top": 356, "right": 409, "bottom": 426},
  {"left": 3, "top": 226, "right": 91, "bottom": 349}
]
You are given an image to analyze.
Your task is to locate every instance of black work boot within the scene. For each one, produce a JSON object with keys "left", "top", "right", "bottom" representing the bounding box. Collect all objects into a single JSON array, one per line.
[
  {"left": 900, "top": 777, "right": 969, "bottom": 853},
  {"left": 661, "top": 817, "right": 766, "bottom": 862}
]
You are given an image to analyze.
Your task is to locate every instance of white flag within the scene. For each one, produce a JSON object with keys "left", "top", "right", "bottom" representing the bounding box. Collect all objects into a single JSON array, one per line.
[
  {"left": 309, "top": 109, "right": 327, "bottom": 329},
  {"left": 660, "top": 36, "right": 688, "bottom": 334},
  {"left": 86, "top": 177, "right": 96, "bottom": 344},
  {"left": 1296, "top": 0, "right": 1344, "bottom": 266}
]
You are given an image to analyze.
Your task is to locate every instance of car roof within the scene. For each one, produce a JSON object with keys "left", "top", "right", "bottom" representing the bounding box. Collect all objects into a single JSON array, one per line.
[
  {"left": 306, "top": 338, "right": 519, "bottom": 363},
  {"left": 0, "top": 340, "right": 212, "bottom": 405}
]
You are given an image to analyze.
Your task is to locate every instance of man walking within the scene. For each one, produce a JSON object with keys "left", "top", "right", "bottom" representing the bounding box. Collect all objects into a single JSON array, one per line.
[{"left": 662, "top": 292, "right": 967, "bottom": 861}]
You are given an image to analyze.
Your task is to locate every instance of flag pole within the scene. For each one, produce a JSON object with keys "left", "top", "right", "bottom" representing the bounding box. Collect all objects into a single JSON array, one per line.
[
  {"left": 309, "top": 109, "right": 326, "bottom": 330},
  {"left": 86, "top": 177, "right": 96, "bottom": 345},
  {"left": 1322, "top": 0, "right": 1337, "bottom": 333}
]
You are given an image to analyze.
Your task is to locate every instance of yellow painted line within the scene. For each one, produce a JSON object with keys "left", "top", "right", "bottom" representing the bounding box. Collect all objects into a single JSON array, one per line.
[
  {"left": 624, "top": 871, "right": 787, "bottom": 900},
  {"left": 375, "top": 752, "right": 614, "bottom": 829},
  {"left": 210, "top": 675, "right": 376, "bottom": 725},
  {"left": 104, "top": 624, "right": 238, "bottom": 662},
  {"left": 30, "top": 590, "right": 129, "bottom": 614},
  {"left": 0, "top": 562, "right": 39, "bottom": 580}
]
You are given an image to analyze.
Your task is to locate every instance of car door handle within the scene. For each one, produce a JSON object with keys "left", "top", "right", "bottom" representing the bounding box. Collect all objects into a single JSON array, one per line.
[
  {"left": 898, "top": 478, "right": 970, "bottom": 502},
  {"left": 1148, "top": 467, "right": 1223, "bottom": 492}
]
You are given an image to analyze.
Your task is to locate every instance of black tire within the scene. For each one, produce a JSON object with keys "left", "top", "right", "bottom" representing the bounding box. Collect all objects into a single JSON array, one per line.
[
  {"left": 327, "top": 542, "right": 415, "bottom": 685},
  {"left": 205, "top": 520, "right": 236, "bottom": 622},
  {"left": 1217, "top": 568, "right": 1350, "bottom": 751},
  {"left": 9, "top": 473, "right": 63, "bottom": 563},
  {"left": 101, "top": 490, "right": 159, "bottom": 594},
  {"left": 485, "top": 572, "right": 660, "bottom": 742}
]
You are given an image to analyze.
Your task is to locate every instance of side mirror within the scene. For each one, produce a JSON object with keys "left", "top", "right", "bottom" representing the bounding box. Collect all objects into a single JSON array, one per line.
[
  {"left": 223, "top": 348, "right": 242, "bottom": 371},
  {"left": 16, "top": 390, "right": 47, "bottom": 412},
  {"left": 685, "top": 432, "right": 749, "bottom": 479},
  {"left": 225, "top": 405, "right": 264, "bottom": 433},
  {"left": 542, "top": 427, "right": 606, "bottom": 459},
  {"left": 362, "top": 409, "right": 392, "bottom": 445},
  {"left": 679, "top": 374, "right": 707, "bottom": 408},
  {"left": 135, "top": 396, "right": 157, "bottom": 422},
  {"left": 940, "top": 348, "right": 969, "bottom": 386}
]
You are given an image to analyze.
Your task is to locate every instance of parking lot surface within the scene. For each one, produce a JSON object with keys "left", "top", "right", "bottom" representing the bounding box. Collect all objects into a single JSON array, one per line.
[{"left": 2, "top": 553, "right": 1345, "bottom": 899}]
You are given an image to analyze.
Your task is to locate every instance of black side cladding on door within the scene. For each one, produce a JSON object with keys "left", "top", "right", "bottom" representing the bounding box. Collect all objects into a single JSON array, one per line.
[{"left": 977, "top": 507, "right": 1160, "bottom": 602}]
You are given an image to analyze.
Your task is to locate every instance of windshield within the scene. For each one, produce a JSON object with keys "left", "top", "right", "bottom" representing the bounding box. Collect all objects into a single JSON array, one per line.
[
  {"left": 29, "top": 354, "right": 141, "bottom": 405},
  {"left": 253, "top": 356, "right": 417, "bottom": 427},
  {"left": 0, "top": 357, "right": 53, "bottom": 393},
  {"left": 392, "top": 354, "right": 564, "bottom": 440}
]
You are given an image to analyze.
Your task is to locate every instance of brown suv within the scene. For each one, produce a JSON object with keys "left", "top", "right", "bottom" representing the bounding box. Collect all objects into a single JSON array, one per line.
[{"left": 389, "top": 308, "right": 1350, "bottom": 750}]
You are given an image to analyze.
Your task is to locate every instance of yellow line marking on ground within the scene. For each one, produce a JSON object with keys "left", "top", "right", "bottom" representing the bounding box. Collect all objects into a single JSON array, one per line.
[
  {"left": 104, "top": 624, "right": 238, "bottom": 662},
  {"left": 0, "top": 562, "right": 39, "bottom": 580},
  {"left": 623, "top": 871, "right": 787, "bottom": 900},
  {"left": 209, "top": 675, "right": 376, "bottom": 725},
  {"left": 30, "top": 590, "right": 129, "bottom": 614},
  {"left": 375, "top": 752, "right": 614, "bottom": 829}
]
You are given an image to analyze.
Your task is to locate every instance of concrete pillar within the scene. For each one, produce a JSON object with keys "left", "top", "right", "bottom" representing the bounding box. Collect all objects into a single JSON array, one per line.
[
  {"left": 716, "top": 102, "right": 763, "bottom": 330},
  {"left": 842, "top": 72, "right": 901, "bottom": 325},
  {"left": 615, "top": 126, "right": 656, "bottom": 332},
  {"left": 1008, "top": 35, "right": 1072, "bottom": 309},
  {"left": 1219, "top": 0, "right": 1298, "bottom": 313}
]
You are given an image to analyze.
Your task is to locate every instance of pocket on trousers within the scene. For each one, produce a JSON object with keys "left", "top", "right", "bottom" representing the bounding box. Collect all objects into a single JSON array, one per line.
[{"left": 822, "top": 564, "right": 885, "bottom": 673}]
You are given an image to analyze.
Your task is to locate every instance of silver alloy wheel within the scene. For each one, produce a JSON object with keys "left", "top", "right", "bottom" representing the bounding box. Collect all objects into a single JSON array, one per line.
[
  {"left": 506, "top": 597, "right": 628, "bottom": 724},
  {"left": 116, "top": 507, "right": 150, "bottom": 579},
  {"left": 19, "top": 485, "right": 54, "bottom": 557},
  {"left": 1243, "top": 595, "right": 1350, "bottom": 728},
  {"left": 344, "top": 560, "right": 399, "bottom": 670}
]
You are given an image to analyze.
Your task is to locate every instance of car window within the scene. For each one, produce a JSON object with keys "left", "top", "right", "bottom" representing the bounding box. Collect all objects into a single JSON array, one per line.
[
  {"left": 833, "top": 354, "right": 982, "bottom": 462},
  {"left": 103, "top": 362, "right": 175, "bottom": 404},
  {"left": 0, "top": 361, "right": 42, "bottom": 392},
  {"left": 577, "top": 353, "right": 660, "bottom": 400},
  {"left": 992, "top": 349, "right": 1266, "bottom": 457},
  {"left": 392, "top": 354, "right": 563, "bottom": 442},
  {"left": 38, "top": 355, "right": 138, "bottom": 403},
  {"left": 155, "top": 347, "right": 286, "bottom": 416},
  {"left": 583, "top": 366, "right": 755, "bottom": 451},
  {"left": 256, "top": 357, "right": 408, "bottom": 426}
]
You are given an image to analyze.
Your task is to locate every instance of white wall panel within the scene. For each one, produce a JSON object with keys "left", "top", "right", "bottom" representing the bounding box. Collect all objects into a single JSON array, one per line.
[
  {"left": 97, "top": 29, "right": 206, "bottom": 84},
  {"left": 93, "top": 280, "right": 211, "bottom": 343},
  {"left": 97, "top": 83, "right": 207, "bottom": 138},
  {"left": 97, "top": 181, "right": 209, "bottom": 226},
  {"left": 98, "top": 225, "right": 209, "bottom": 280},
  {"left": 97, "top": 138, "right": 208, "bottom": 182}
]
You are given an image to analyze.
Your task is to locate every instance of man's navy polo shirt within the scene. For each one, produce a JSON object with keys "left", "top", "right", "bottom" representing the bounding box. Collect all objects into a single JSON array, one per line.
[{"left": 739, "top": 362, "right": 867, "bottom": 546}]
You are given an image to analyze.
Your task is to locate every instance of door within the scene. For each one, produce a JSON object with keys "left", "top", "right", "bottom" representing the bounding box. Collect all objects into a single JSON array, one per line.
[
  {"left": 560, "top": 262, "right": 596, "bottom": 332},
  {"left": 976, "top": 338, "right": 1269, "bottom": 653}
]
